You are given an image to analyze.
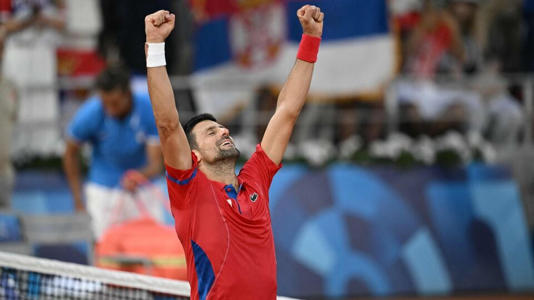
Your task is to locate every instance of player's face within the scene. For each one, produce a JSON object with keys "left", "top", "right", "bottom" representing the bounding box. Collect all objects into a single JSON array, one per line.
[
  {"left": 100, "top": 88, "right": 132, "bottom": 119},
  {"left": 193, "top": 120, "right": 240, "bottom": 163}
]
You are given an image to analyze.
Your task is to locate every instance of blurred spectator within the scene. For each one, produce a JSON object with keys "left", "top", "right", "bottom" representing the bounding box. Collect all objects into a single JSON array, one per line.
[
  {"left": 63, "top": 66, "right": 163, "bottom": 239},
  {"left": 390, "top": 0, "right": 422, "bottom": 30},
  {"left": 397, "top": 79, "right": 483, "bottom": 137},
  {"left": 97, "top": 0, "right": 176, "bottom": 75},
  {"left": 0, "top": 37, "right": 17, "bottom": 210},
  {"left": 331, "top": 100, "right": 385, "bottom": 146},
  {"left": 1, "top": 0, "right": 66, "bottom": 158},
  {"left": 390, "top": 0, "right": 423, "bottom": 69},
  {"left": 447, "top": 0, "right": 482, "bottom": 74},
  {"left": 432, "top": 100, "right": 470, "bottom": 135},
  {"left": 473, "top": 71, "right": 524, "bottom": 145},
  {"left": 479, "top": 0, "right": 523, "bottom": 73},
  {"left": 404, "top": 0, "right": 465, "bottom": 78},
  {"left": 399, "top": 100, "right": 470, "bottom": 138}
]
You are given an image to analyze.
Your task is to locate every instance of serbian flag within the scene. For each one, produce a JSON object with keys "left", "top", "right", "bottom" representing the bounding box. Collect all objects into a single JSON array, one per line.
[{"left": 189, "top": 0, "right": 395, "bottom": 118}]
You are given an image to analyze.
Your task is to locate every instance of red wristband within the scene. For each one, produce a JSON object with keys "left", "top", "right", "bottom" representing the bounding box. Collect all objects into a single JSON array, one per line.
[{"left": 297, "top": 34, "right": 321, "bottom": 63}]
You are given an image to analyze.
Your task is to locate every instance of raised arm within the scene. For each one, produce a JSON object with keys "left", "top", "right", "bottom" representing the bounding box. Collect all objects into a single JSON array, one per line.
[
  {"left": 145, "top": 10, "right": 192, "bottom": 170},
  {"left": 261, "top": 5, "right": 324, "bottom": 165}
]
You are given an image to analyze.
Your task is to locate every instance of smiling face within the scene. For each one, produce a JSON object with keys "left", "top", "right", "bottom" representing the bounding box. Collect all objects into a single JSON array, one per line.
[{"left": 190, "top": 120, "right": 240, "bottom": 164}]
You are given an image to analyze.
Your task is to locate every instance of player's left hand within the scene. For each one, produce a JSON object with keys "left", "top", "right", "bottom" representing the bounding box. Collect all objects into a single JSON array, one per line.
[{"left": 297, "top": 5, "right": 324, "bottom": 38}]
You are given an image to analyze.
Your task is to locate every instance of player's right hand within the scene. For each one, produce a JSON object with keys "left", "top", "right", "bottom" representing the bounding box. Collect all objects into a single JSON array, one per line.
[
  {"left": 297, "top": 5, "right": 324, "bottom": 38},
  {"left": 145, "top": 10, "right": 175, "bottom": 43}
]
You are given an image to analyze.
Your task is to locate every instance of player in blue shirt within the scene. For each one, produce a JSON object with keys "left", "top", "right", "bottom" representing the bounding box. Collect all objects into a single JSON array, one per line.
[{"left": 63, "top": 66, "right": 163, "bottom": 239}]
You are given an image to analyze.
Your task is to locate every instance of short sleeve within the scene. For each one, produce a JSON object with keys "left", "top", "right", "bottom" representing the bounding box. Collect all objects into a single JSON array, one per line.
[
  {"left": 165, "top": 152, "right": 199, "bottom": 209},
  {"left": 66, "top": 99, "right": 101, "bottom": 143},
  {"left": 239, "top": 144, "right": 282, "bottom": 190}
]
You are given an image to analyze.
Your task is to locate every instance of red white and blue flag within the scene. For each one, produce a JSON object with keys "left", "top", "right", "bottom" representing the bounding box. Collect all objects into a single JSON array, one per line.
[{"left": 189, "top": 0, "right": 395, "bottom": 117}]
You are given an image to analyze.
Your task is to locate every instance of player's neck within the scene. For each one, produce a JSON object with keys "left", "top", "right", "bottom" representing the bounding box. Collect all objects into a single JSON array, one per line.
[{"left": 200, "top": 159, "right": 238, "bottom": 186}]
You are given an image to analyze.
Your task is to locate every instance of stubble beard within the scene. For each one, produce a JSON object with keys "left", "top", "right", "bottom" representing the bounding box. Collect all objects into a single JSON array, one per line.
[
  {"left": 215, "top": 146, "right": 240, "bottom": 162},
  {"left": 214, "top": 136, "right": 240, "bottom": 162}
]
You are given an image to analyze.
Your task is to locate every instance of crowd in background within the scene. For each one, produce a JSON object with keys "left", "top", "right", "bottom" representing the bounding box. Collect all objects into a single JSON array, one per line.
[
  {"left": 393, "top": 0, "right": 531, "bottom": 147},
  {"left": 0, "top": 0, "right": 533, "bottom": 173},
  {"left": 212, "top": 0, "right": 534, "bottom": 167}
]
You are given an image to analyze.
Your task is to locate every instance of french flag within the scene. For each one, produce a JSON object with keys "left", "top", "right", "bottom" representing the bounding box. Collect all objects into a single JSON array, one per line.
[{"left": 190, "top": 0, "right": 395, "bottom": 117}]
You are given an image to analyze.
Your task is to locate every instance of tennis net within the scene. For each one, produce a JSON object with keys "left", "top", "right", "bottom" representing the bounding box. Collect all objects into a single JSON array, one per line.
[
  {"left": 0, "top": 251, "right": 299, "bottom": 299},
  {"left": 0, "top": 250, "right": 190, "bottom": 299}
]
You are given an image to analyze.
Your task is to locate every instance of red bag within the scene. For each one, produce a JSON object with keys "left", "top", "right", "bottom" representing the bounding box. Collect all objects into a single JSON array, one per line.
[
  {"left": 95, "top": 217, "right": 187, "bottom": 280},
  {"left": 94, "top": 172, "right": 187, "bottom": 280}
]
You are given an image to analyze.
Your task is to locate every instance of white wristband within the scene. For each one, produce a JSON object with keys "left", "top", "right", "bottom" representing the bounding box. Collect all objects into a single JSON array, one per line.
[{"left": 146, "top": 42, "right": 166, "bottom": 68}]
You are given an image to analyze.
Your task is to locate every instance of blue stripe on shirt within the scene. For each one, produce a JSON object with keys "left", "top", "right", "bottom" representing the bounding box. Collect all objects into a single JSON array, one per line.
[
  {"left": 166, "top": 168, "right": 197, "bottom": 185},
  {"left": 191, "top": 240, "right": 215, "bottom": 300}
]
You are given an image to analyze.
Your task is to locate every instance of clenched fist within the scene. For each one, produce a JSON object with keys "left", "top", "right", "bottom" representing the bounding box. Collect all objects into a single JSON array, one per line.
[
  {"left": 297, "top": 5, "right": 324, "bottom": 38},
  {"left": 145, "top": 10, "right": 176, "bottom": 43}
]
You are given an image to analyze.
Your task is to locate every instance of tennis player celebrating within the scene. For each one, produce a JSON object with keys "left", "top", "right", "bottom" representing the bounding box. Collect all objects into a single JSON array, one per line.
[{"left": 145, "top": 5, "right": 323, "bottom": 299}]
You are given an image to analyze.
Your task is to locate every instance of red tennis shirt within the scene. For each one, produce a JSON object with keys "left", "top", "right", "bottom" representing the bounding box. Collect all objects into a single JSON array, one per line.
[{"left": 165, "top": 144, "right": 282, "bottom": 300}]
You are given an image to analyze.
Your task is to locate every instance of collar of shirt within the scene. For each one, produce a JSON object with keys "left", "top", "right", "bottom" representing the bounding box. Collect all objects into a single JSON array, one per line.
[{"left": 213, "top": 179, "right": 245, "bottom": 199}]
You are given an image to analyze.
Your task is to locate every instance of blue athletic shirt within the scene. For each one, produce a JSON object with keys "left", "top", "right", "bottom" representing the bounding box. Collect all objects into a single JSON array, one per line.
[{"left": 67, "top": 93, "right": 159, "bottom": 187}]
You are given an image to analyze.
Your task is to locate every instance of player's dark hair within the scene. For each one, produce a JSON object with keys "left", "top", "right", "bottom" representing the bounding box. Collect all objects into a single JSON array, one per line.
[
  {"left": 95, "top": 65, "right": 131, "bottom": 92},
  {"left": 183, "top": 113, "right": 217, "bottom": 149}
]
